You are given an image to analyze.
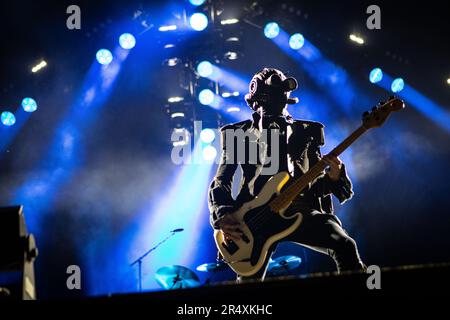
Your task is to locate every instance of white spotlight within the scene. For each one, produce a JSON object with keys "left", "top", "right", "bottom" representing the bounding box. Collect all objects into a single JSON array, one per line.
[
  {"left": 349, "top": 34, "right": 365, "bottom": 45},
  {"left": 168, "top": 97, "right": 184, "bottom": 103},
  {"left": 31, "top": 60, "right": 47, "bottom": 73},
  {"left": 220, "top": 18, "right": 239, "bottom": 25},
  {"left": 159, "top": 25, "right": 177, "bottom": 32},
  {"left": 171, "top": 112, "right": 185, "bottom": 118}
]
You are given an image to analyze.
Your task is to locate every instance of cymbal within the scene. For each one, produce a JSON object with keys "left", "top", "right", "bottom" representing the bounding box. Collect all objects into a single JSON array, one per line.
[
  {"left": 155, "top": 265, "right": 200, "bottom": 290},
  {"left": 196, "top": 261, "right": 227, "bottom": 272},
  {"left": 267, "top": 255, "right": 302, "bottom": 274}
]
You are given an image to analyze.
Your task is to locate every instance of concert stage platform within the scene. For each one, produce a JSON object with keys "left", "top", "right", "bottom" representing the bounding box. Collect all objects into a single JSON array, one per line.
[{"left": 100, "top": 263, "right": 449, "bottom": 302}]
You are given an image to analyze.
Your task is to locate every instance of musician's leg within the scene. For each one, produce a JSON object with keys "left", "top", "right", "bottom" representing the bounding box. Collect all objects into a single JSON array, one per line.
[{"left": 285, "top": 211, "right": 365, "bottom": 272}]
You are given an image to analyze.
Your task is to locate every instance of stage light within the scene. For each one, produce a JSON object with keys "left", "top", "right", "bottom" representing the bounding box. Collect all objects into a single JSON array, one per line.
[
  {"left": 264, "top": 22, "right": 280, "bottom": 39},
  {"left": 349, "top": 34, "right": 364, "bottom": 45},
  {"left": 164, "top": 44, "right": 175, "bottom": 49},
  {"left": 96, "top": 49, "right": 113, "bottom": 65},
  {"left": 227, "top": 107, "right": 240, "bottom": 113},
  {"left": 202, "top": 145, "right": 217, "bottom": 161},
  {"left": 21, "top": 97, "right": 38, "bottom": 112},
  {"left": 447, "top": 78, "right": 450, "bottom": 85},
  {"left": 159, "top": 25, "right": 177, "bottom": 32},
  {"left": 369, "top": 68, "right": 383, "bottom": 84},
  {"left": 173, "top": 141, "right": 188, "bottom": 147},
  {"left": 221, "top": 18, "right": 239, "bottom": 25},
  {"left": 199, "top": 65, "right": 248, "bottom": 93},
  {"left": 226, "top": 37, "right": 240, "bottom": 42},
  {"left": 391, "top": 78, "right": 405, "bottom": 93},
  {"left": 1, "top": 111, "right": 16, "bottom": 126},
  {"left": 168, "top": 96, "right": 184, "bottom": 103},
  {"left": 224, "top": 52, "right": 238, "bottom": 60},
  {"left": 189, "top": 13, "right": 208, "bottom": 31},
  {"left": 200, "top": 128, "right": 215, "bottom": 143},
  {"left": 119, "top": 33, "right": 136, "bottom": 49},
  {"left": 166, "top": 58, "right": 181, "bottom": 67},
  {"left": 222, "top": 92, "right": 240, "bottom": 98},
  {"left": 198, "top": 89, "right": 215, "bottom": 105},
  {"left": 289, "top": 33, "right": 305, "bottom": 49},
  {"left": 197, "top": 61, "right": 213, "bottom": 77},
  {"left": 171, "top": 112, "right": 185, "bottom": 118},
  {"left": 31, "top": 60, "right": 47, "bottom": 73},
  {"left": 189, "top": 0, "right": 206, "bottom": 6}
]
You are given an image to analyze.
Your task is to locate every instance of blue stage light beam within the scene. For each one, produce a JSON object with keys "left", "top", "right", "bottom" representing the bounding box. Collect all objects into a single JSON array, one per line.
[
  {"left": 0, "top": 107, "right": 33, "bottom": 154},
  {"left": 127, "top": 140, "right": 216, "bottom": 291},
  {"left": 195, "top": 62, "right": 249, "bottom": 93},
  {"left": 198, "top": 89, "right": 244, "bottom": 112},
  {"left": 376, "top": 73, "right": 450, "bottom": 132},
  {"left": 12, "top": 46, "right": 128, "bottom": 236},
  {"left": 268, "top": 27, "right": 368, "bottom": 115}
]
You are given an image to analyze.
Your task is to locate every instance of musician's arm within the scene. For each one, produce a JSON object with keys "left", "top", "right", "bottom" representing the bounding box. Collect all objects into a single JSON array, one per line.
[
  {"left": 208, "top": 128, "right": 238, "bottom": 229},
  {"left": 322, "top": 163, "right": 354, "bottom": 204},
  {"left": 309, "top": 123, "right": 354, "bottom": 204}
]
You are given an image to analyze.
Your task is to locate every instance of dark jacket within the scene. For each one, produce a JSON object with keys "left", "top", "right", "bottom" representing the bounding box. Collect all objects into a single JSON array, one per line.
[{"left": 208, "top": 112, "right": 353, "bottom": 229}]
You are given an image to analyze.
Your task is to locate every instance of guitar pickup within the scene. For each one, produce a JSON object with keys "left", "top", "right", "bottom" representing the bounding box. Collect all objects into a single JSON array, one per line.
[{"left": 222, "top": 240, "right": 238, "bottom": 255}]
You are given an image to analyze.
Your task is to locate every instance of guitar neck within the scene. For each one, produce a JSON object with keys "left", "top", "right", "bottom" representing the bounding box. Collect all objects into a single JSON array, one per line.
[{"left": 270, "top": 125, "right": 367, "bottom": 211}]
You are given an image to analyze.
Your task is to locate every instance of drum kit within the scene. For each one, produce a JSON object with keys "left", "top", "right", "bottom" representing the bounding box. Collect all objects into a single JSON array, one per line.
[
  {"left": 132, "top": 228, "right": 302, "bottom": 290},
  {"left": 155, "top": 255, "right": 302, "bottom": 290}
]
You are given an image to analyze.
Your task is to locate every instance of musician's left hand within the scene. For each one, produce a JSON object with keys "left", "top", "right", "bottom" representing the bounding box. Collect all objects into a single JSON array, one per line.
[{"left": 322, "top": 154, "right": 343, "bottom": 181}]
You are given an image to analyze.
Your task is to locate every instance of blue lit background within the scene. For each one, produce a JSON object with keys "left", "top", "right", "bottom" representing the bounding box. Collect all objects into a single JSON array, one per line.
[{"left": 0, "top": 1, "right": 449, "bottom": 299}]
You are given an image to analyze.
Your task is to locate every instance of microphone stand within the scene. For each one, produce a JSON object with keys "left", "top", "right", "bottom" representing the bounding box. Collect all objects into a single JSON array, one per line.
[{"left": 130, "top": 230, "right": 180, "bottom": 292}]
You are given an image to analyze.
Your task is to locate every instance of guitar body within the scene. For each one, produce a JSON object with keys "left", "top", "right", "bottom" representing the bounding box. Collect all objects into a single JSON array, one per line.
[{"left": 214, "top": 172, "right": 303, "bottom": 277}]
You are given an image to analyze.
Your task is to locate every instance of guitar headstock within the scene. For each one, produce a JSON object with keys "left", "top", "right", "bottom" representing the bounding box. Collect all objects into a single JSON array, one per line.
[{"left": 362, "top": 97, "right": 405, "bottom": 129}]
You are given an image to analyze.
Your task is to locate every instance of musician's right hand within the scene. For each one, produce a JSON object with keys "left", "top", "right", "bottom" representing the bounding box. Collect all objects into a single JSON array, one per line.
[{"left": 217, "top": 214, "right": 243, "bottom": 242}]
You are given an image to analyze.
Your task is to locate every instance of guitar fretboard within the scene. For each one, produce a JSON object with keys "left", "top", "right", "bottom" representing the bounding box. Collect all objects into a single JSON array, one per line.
[{"left": 269, "top": 125, "right": 367, "bottom": 211}]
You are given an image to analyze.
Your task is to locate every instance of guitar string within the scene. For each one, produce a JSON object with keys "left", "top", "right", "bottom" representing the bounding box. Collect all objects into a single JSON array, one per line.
[
  {"left": 244, "top": 162, "right": 326, "bottom": 232},
  {"left": 252, "top": 171, "right": 324, "bottom": 231}
]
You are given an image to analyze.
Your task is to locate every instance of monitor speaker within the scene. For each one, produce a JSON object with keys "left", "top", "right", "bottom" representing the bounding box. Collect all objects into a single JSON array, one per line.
[{"left": 0, "top": 205, "right": 38, "bottom": 300}]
